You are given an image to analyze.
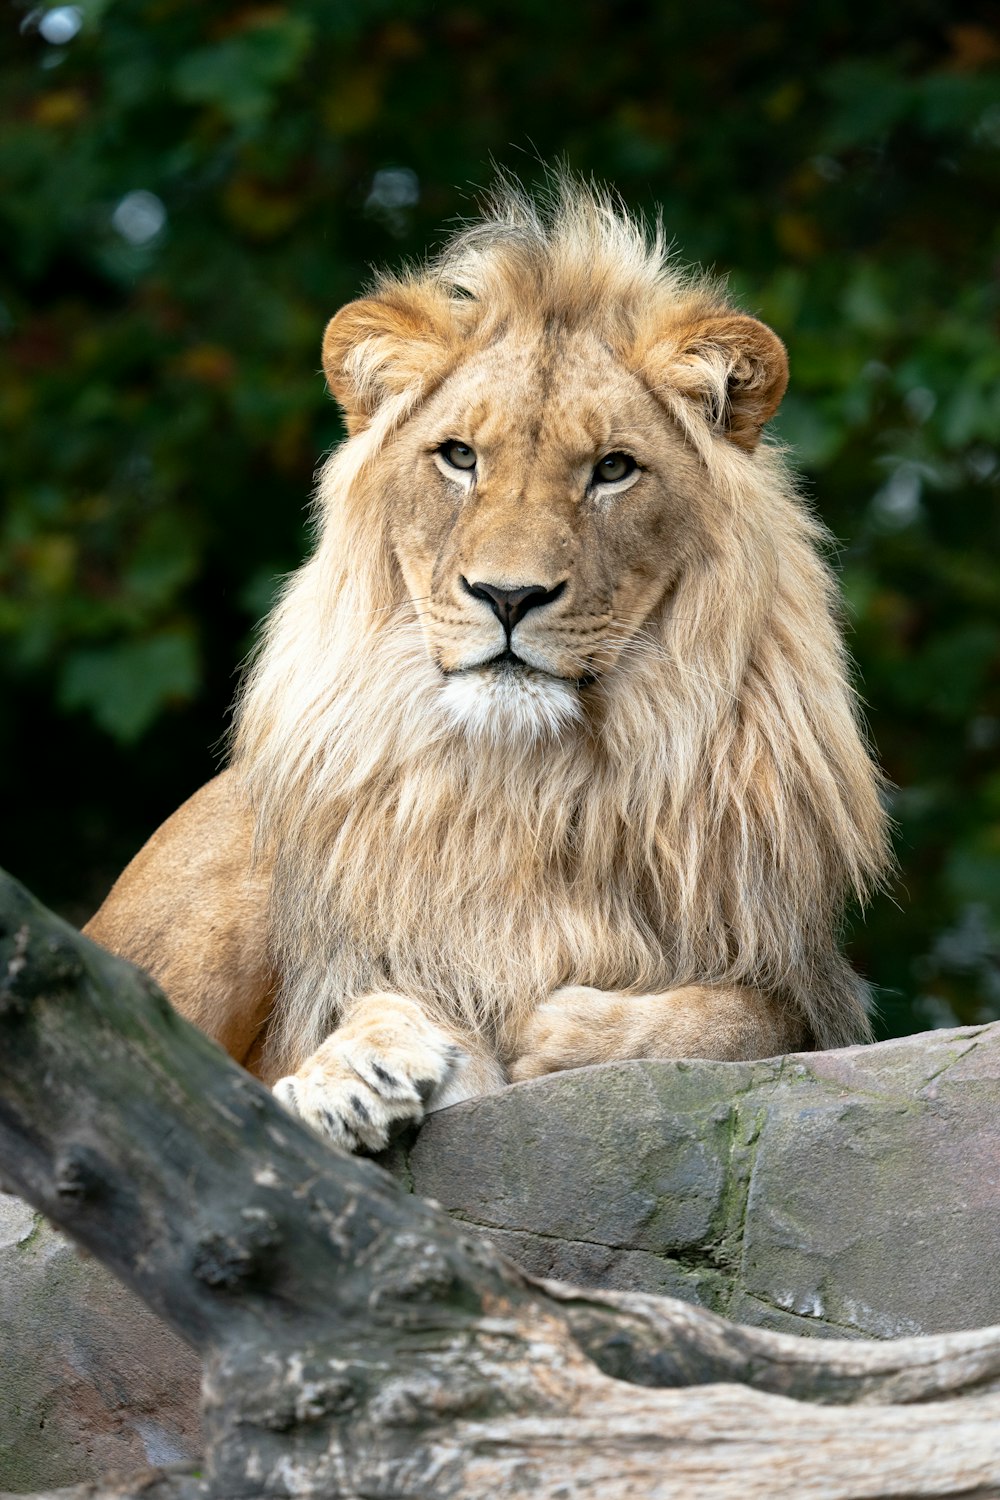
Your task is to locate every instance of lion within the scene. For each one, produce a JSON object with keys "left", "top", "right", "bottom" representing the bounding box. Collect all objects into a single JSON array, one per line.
[{"left": 84, "top": 177, "right": 891, "bottom": 1153}]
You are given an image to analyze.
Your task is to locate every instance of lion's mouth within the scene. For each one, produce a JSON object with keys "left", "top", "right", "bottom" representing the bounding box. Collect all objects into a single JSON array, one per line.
[
  {"left": 485, "top": 647, "right": 536, "bottom": 675},
  {"left": 447, "top": 649, "right": 595, "bottom": 690}
]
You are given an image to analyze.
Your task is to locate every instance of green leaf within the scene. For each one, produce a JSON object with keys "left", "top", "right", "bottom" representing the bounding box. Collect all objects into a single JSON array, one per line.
[
  {"left": 58, "top": 631, "right": 200, "bottom": 743},
  {"left": 172, "top": 17, "right": 314, "bottom": 125}
]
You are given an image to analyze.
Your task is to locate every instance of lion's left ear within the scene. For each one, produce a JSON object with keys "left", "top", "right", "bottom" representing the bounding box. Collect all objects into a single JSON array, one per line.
[
  {"left": 322, "top": 286, "right": 458, "bottom": 435},
  {"left": 639, "top": 313, "right": 788, "bottom": 451}
]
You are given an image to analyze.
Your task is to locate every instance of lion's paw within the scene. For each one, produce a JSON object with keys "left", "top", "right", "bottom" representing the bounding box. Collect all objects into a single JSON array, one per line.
[
  {"left": 509, "top": 986, "right": 622, "bottom": 1081},
  {"left": 273, "top": 1017, "right": 467, "bottom": 1153}
]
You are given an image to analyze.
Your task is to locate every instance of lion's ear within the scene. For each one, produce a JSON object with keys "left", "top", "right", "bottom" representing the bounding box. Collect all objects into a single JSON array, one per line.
[
  {"left": 641, "top": 313, "right": 788, "bottom": 451},
  {"left": 322, "top": 288, "right": 458, "bottom": 434}
]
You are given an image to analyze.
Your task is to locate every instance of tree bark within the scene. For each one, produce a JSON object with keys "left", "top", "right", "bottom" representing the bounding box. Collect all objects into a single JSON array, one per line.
[{"left": 1, "top": 866, "right": 999, "bottom": 1500}]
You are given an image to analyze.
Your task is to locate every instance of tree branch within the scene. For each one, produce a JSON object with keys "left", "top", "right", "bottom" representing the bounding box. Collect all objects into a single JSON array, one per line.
[{"left": 2, "top": 866, "right": 1000, "bottom": 1499}]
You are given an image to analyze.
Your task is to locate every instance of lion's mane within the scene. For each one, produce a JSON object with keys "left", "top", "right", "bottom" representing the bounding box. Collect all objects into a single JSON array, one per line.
[{"left": 233, "top": 179, "right": 890, "bottom": 1072}]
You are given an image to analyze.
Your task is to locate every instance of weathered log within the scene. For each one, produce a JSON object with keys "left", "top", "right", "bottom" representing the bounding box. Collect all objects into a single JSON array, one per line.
[{"left": 2, "top": 866, "right": 1000, "bottom": 1500}]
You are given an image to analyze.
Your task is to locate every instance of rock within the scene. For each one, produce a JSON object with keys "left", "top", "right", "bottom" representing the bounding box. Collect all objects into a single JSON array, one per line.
[
  {"left": 0, "top": 1195, "right": 200, "bottom": 1494},
  {"left": 392, "top": 1020, "right": 1000, "bottom": 1341},
  {"left": 4, "top": 1021, "right": 999, "bottom": 1491}
]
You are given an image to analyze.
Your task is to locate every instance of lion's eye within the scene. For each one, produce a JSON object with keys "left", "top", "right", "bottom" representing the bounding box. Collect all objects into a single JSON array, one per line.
[
  {"left": 592, "top": 451, "right": 637, "bottom": 485},
  {"left": 439, "top": 441, "right": 477, "bottom": 472}
]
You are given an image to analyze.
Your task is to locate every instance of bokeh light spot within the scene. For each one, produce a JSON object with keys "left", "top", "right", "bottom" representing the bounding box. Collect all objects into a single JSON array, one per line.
[
  {"left": 111, "top": 190, "right": 167, "bottom": 246},
  {"left": 39, "top": 6, "right": 82, "bottom": 45}
]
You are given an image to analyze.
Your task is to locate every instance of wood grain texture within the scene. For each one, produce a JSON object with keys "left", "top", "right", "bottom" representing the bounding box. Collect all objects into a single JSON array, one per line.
[{"left": 2, "top": 867, "right": 999, "bottom": 1499}]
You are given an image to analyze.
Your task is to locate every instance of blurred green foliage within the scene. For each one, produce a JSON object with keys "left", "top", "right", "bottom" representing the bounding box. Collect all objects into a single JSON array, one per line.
[{"left": 3, "top": 0, "right": 999, "bottom": 1035}]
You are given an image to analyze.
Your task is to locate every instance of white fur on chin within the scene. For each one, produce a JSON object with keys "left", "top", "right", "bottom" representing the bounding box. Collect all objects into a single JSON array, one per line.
[{"left": 439, "top": 667, "right": 583, "bottom": 743}]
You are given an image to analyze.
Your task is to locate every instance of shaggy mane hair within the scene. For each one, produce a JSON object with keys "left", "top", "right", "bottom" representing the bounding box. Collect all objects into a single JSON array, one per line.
[{"left": 232, "top": 177, "right": 891, "bottom": 1072}]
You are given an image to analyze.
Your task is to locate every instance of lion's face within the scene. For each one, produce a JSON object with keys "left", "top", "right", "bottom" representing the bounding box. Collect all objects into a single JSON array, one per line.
[
  {"left": 375, "top": 327, "right": 707, "bottom": 739},
  {"left": 321, "top": 225, "right": 788, "bottom": 743}
]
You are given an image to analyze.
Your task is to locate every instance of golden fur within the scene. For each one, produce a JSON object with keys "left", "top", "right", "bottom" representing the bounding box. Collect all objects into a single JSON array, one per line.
[
  {"left": 235, "top": 177, "right": 888, "bottom": 1061},
  {"left": 87, "top": 177, "right": 890, "bottom": 1150}
]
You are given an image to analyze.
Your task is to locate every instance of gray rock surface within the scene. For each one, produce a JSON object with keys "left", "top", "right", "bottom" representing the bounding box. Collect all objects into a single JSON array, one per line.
[
  {"left": 3, "top": 1021, "right": 998, "bottom": 1491},
  {"left": 392, "top": 1020, "right": 1000, "bottom": 1340},
  {"left": 0, "top": 1194, "right": 200, "bottom": 1493}
]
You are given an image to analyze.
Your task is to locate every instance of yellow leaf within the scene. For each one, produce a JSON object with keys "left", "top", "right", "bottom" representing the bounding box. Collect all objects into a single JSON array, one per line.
[
  {"left": 174, "top": 344, "right": 236, "bottom": 384},
  {"left": 33, "top": 90, "right": 88, "bottom": 128},
  {"left": 223, "top": 176, "right": 299, "bottom": 238},
  {"left": 763, "top": 82, "right": 803, "bottom": 122},
  {"left": 323, "top": 69, "right": 382, "bottom": 136},
  {"left": 775, "top": 212, "right": 822, "bottom": 260},
  {"left": 29, "top": 536, "right": 76, "bottom": 593}
]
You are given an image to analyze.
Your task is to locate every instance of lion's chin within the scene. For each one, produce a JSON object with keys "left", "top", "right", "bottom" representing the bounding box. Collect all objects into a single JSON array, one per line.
[{"left": 439, "top": 665, "right": 583, "bottom": 744}]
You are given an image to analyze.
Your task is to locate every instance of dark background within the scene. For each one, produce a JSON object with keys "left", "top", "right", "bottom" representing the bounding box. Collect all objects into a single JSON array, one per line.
[{"left": 3, "top": 0, "right": 999, "bottom": 1037}]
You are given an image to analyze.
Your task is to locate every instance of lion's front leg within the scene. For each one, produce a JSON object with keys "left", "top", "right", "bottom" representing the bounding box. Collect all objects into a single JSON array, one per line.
[
  {"left": 509, "top": 984, "right": 809, "bottom": 1082},
  {"left": 273, "top": 992, "right": 503, "bottom": 1152}
]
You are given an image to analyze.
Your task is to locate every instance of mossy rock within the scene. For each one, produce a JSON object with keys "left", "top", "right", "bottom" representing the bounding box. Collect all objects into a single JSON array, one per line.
[{"left": 388, "top": 1020, "right": 1000, "bottom": 1340}]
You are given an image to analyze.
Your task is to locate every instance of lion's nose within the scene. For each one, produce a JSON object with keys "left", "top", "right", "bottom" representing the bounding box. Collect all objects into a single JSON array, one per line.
[{"left": 461, "top": 577, "right": 567, "bottom": 635}]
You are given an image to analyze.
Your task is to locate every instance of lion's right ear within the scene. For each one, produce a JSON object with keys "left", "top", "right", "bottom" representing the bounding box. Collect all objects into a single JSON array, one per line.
[{"left": 322, "top": 288, "right": 458, "bottom": 434}]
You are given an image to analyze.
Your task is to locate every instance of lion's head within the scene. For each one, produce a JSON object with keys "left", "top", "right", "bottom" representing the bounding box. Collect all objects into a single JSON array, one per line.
[
  {"left": 234, "top": 177, "right": 890, "bottom": 1069},
  {"left": 319, "top": 193, "right": 788, "bottom": 744}
]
